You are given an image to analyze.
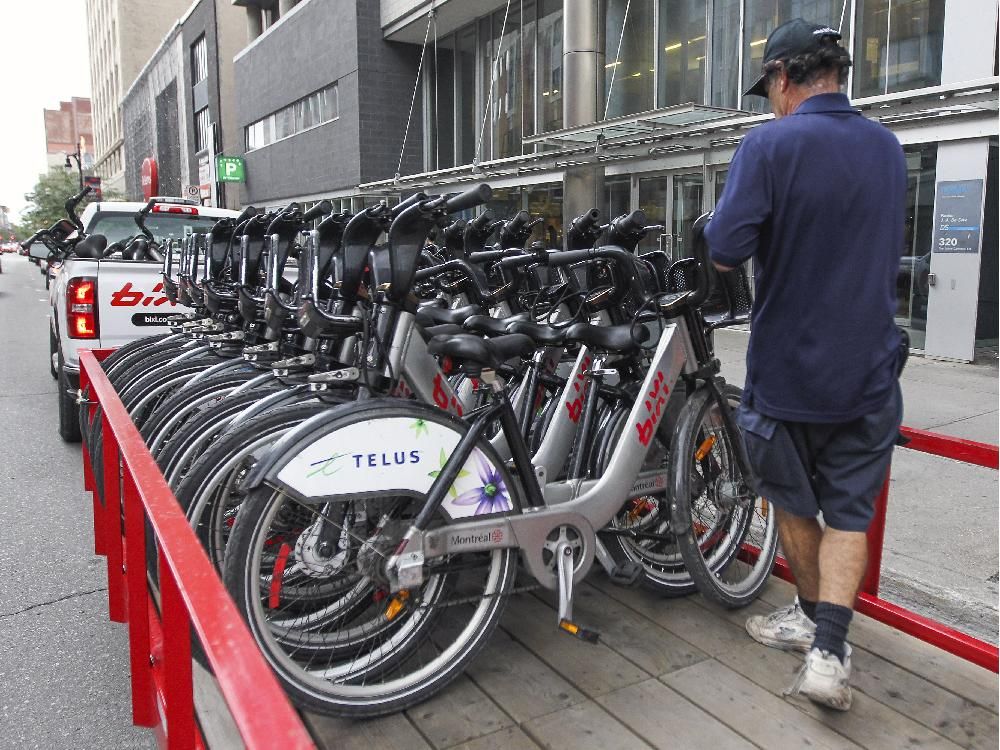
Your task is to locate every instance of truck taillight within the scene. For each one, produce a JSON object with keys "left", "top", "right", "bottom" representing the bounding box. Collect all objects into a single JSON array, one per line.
[
  {"left": 67, "top": 277, "right": 99, "bottom": 339},
  {"left": 152, "top": 204, "right": 199, "bottom": 215}
]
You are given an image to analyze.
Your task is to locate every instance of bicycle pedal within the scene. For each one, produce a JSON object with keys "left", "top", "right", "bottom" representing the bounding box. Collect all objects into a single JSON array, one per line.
[
  {"left": 558, "top": 618, "right": 600, "bottom": 644},
  {"left": 608, "top": 561, "right": 643, "bottom": 588}
]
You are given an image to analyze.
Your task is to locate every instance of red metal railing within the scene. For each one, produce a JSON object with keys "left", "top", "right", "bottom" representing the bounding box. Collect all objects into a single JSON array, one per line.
[
  {"left": 771, "top": 425, "right": 1000, "bottom": 673},
  {"left": 80, "top": 349, "right": 316, "bottom": 750}
]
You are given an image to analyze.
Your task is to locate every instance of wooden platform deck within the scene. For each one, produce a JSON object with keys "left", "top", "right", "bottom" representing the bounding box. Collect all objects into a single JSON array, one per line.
[{"left": 303, "top": 576, "right": 998, "bottom": 750}]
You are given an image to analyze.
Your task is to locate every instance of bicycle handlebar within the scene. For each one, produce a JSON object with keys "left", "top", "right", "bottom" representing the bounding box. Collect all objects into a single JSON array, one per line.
[
  {"left": 65, "top": 186, "right": 92, "bottom": 230},
  {"left": 614, "top": 209, "right": 647, "bottom": 237},
  {"left": 428, "top": 183, "right": 492, "bottom": 214},
  {"left": 301, "top": 200, "right": 332, "bottom": 223},
  {"left": 392, "top": 191, "right": 429, "bottom": 218},
  {"left": 234, "top": 205, "right": 258, "bottom": 224},
  {"left": 20, "top": 231, "right": 43, "bottom": 250}
]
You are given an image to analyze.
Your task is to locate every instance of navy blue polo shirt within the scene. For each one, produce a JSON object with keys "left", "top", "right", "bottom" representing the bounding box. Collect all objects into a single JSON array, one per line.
[{"left": 706, "top": 93, "right": 906, "bottom": 423}]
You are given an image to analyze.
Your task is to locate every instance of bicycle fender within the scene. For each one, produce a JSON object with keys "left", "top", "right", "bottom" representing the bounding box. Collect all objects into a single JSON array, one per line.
[{"left": 242, "top": 398, "right": 516, "bottom": 521}]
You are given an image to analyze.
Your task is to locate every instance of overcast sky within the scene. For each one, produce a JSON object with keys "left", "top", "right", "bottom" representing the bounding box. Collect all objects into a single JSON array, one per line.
[{"left": 2, "top": 1, "right": 92, "bottom": 222}]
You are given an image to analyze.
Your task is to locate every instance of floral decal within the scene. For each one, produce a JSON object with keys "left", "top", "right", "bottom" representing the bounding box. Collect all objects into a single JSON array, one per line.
[
  {"left": 451, "top": 450, "right": 511, "bottom": 515},
  {"left": 409, "top": 419, "right": 429, "bottom": 439},
  {"left": 429, "top": 448, "right": 469, "bottom": 498}
]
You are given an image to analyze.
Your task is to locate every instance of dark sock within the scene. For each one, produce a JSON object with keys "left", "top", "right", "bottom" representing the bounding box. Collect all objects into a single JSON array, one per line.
[
  {"left": 798, "top": 597, "right": 817, "bottom": 623},
  {"left": 812, "top": 602, "right": 853, "bottom": 663}
]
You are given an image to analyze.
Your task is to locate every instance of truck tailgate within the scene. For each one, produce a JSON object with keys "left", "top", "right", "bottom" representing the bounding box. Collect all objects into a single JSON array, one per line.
[{"left": 96, "top": 260, "right": 185, "bottom": 349}]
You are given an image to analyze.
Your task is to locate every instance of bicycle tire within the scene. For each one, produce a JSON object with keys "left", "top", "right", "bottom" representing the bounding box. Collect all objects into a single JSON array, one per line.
[
  {"left": 158, "top": 386, "right": 289, "bottom": 484},
  {"left": 141, "top": 368, "right": 263, "bottom": 450},
  {"left": 596, "top": 404, "right": 696, "bottom": 596},
  {"left": 670, "top": 383, "right": 778, "bottom": 609},
  {"left": 177, "top": 400, "right": 331, "bottom": 573},
  {"left": 222, "top": 399, "right": 518, "bottom": 717}
]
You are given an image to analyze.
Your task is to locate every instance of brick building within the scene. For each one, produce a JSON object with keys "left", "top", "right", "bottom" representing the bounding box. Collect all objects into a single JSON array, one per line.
[{"left": 43, "top": 98, "right": 94, "bottom": 171}]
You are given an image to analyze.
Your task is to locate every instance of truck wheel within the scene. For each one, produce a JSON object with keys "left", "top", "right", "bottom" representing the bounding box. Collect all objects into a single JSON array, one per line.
[
  {"left": 49, "top": 327, "right": 58, "bottom": 380},
  {"left": 58, "top": 350, "right": 82, "bottom": 443}
]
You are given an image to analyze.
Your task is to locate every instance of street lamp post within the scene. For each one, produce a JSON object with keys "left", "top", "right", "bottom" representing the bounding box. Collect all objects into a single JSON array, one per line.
[{"left": 64, "top": 149, "right": 84, "bottom": 191}]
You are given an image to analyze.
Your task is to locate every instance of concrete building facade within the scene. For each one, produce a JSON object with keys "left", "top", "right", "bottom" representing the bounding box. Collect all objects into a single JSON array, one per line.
[
  {"left": 84, "top": 0, "right": 194, "bottom": 196},
  {"left": 230, "top": 0, "right": 997, "bottom": 362},
  {"left": 120, "top": 0, "right": 245, "bottom": 207},
  {"left": 43, "top": 98, "right": 94, "bottom": 171},
  {"left": 232, "top": 0, "right": 423, "bottom": 207}
]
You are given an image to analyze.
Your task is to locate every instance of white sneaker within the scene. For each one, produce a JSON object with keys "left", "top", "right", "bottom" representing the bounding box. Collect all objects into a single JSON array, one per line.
[
  {"left": 784, "top": 645, "right": 853, "bottom": 711},
  {"left": 745, "top": 598, "right": 816, "bottom": 653}
]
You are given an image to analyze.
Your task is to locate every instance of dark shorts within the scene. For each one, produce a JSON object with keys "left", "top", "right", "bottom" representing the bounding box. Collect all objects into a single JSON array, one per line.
[{"left": 736, "top": 383, "right": 903, "bottom": 532}]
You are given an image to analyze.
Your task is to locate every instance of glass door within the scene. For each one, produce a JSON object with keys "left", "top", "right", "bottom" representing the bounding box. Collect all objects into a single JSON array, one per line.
[
  {"left": 636, "top": 171, "right": 705, "bottom": 255},
  {"left": 638, "top": 175, "right": 668, "bottom": 253},
  {"left": 672, "top": 172, "right": 704, "bottom": 258},
  {"left": 897, "top": 144, "right": 937, "bottom": 351}
]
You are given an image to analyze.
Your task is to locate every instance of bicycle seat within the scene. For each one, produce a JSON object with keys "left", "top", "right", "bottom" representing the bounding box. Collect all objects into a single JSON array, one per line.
[
  {"left": 428, "top": 333, "right": 537, "bottom": 372},
  {"left": 563, "top": 322, "right": 648, "bottom": 353},
  {"left": 507, "top": 320, "right": 569, "bottom": 346},
  {"left": 417, "top": 323, "right": 465, "bottom": 342},
  {"left": 124, "top": 238, "right": 150, "bottom": 261},
  {"left": 415, "top": 304, "right": 483, "bottom": 327},
  {"left": 657, "top": 290, "right": 695, "bottom": 317},
  {"left": 463, "top": 313, "right": 529, "bottom": 337},
  {"left": 74, "top": 234, "right": 107, "bottom": 259}
]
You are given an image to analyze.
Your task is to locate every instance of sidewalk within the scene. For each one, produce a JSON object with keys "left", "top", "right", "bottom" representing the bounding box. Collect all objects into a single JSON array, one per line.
[{"left": 715, "top": 328, "right": 1000, "bottom": 644}]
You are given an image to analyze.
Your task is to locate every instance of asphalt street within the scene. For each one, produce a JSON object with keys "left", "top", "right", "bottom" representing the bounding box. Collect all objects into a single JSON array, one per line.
[{"left": 0, "top": 255, "right": 154, "bottom": 749}]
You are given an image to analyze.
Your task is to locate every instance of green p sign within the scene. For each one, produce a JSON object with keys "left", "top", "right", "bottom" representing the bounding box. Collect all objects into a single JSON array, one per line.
[{"left": 216, "top": 156, "right": 246, "bottom": 183}]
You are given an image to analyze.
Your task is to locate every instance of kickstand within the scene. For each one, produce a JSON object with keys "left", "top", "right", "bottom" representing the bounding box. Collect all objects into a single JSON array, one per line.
[{"left": 555, "top": 542, "right": 600, "bottom": 643}]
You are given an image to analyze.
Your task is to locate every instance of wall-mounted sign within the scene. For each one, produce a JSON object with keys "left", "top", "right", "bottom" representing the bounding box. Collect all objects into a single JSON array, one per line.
[
  {"left": 83, "top": 175, "right": 102, "bottom": 200},
  {"left": 932, "top": 179, "right": 984, "bottom": 254},
  {"left": 216, "top": 155, "right": 246, "bottom": 183},
  {"left": 183, "top": 184, "right": 201, "bottom": 200},
  {"left": 140, "top": 157, "right": 159, "bottom": 201},
  {"left": 198, "top": 154, "right": 212, "bottom": 202}
]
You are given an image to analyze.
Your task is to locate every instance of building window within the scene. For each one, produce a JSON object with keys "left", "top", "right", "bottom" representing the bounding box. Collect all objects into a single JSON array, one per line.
[
  {"left": 604, "top": 0, "right": 655, "bottom": 118},
  {"left": 422, "top": 35, "right": 456, "bottom": 171},
  {"left": 191, "top": 34, "right": 208, "bottom": 85},
  {"left": 488, "top": 6, "right": 523, "bottom": 159},
  {"left": 244, "top": 83, "right": 339, "bottom": 152},
  {"left": 742, "top": 0, "right": 850, "bottom": 112},
  {"left": 711, "top": 0, "right": 741, "bottom": 107},
  {"left": 195, "top": 107, "right": 211, "bottom": 152},
  {"left": 853, "top": 0, "right": 945, "bottom": 98},
  {"left": 456, "top": 26, "right": 479, "bottom": 165},
  {"left": 537, "top": 0, "right": 563, "bottom": 133},
  {"left": 657, "top": 0, "right": 708, "bottom": 108}
]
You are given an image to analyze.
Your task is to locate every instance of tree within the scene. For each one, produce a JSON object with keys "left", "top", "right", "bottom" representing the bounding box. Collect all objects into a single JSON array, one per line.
[{"left": 16, "top": 168, "right": 121, "bottom": 237}]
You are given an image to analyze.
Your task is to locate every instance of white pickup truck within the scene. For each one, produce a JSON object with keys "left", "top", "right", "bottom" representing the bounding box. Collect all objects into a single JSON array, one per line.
[{"left": 31, "top": 197, "right": 239, "bottom": 441}]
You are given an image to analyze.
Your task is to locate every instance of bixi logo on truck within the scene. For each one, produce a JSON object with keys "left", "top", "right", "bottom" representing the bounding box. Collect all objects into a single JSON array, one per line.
[{"left": 110, "top": 282, "right": 176, "bottom": 307}]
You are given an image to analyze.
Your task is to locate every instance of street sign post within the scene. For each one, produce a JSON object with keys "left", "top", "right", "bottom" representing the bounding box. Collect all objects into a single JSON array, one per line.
[{"left": 216, "top": 156, "right": 246, "bottom": 183}]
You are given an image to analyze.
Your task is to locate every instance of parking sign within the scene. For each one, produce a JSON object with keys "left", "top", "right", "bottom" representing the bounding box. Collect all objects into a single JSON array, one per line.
[{"left": 215, "top": 156, "right": 246, "bottom": 183}]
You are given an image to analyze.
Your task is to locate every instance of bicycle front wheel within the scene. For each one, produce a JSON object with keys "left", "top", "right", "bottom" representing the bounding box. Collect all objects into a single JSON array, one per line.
[
  {"left": 671, "top": 384, "right": 777, "bottom": 608},
  {"left": 222, "top": 402, "right": 520, "bottom": 717}
]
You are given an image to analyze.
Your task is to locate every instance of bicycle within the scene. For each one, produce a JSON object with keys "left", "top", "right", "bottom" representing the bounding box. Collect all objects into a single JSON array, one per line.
[{"left": 221, "top": 210, "right": 776, "bottom": 716}]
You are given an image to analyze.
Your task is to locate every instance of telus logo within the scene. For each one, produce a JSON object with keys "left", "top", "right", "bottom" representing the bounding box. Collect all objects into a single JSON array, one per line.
[
  {"left": 307, "top": 450, "right": 421, "bottom": 478},
  {"left": 352, "top": 451, "right": 421, "bottom": 468}
]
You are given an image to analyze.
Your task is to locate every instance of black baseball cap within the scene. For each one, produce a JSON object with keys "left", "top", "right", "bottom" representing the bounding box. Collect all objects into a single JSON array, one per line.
[{"left": 744, "top": 18, "right": 842, "bottom": 98}]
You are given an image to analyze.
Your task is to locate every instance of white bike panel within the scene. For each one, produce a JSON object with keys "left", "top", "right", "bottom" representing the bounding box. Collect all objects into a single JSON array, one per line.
[{"left": 276, "top": 417, "right": 511, "bottom": 519}]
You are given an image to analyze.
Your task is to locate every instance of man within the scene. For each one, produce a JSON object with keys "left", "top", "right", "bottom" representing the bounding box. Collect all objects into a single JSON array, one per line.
[{"left": 705, "top": 18, "right": 907, "bottom": 711}]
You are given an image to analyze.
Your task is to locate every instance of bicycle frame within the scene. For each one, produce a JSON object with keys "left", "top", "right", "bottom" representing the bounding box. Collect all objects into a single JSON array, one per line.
[{"left": 385, "top": 316, "right": 700, "bottom": 591}]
